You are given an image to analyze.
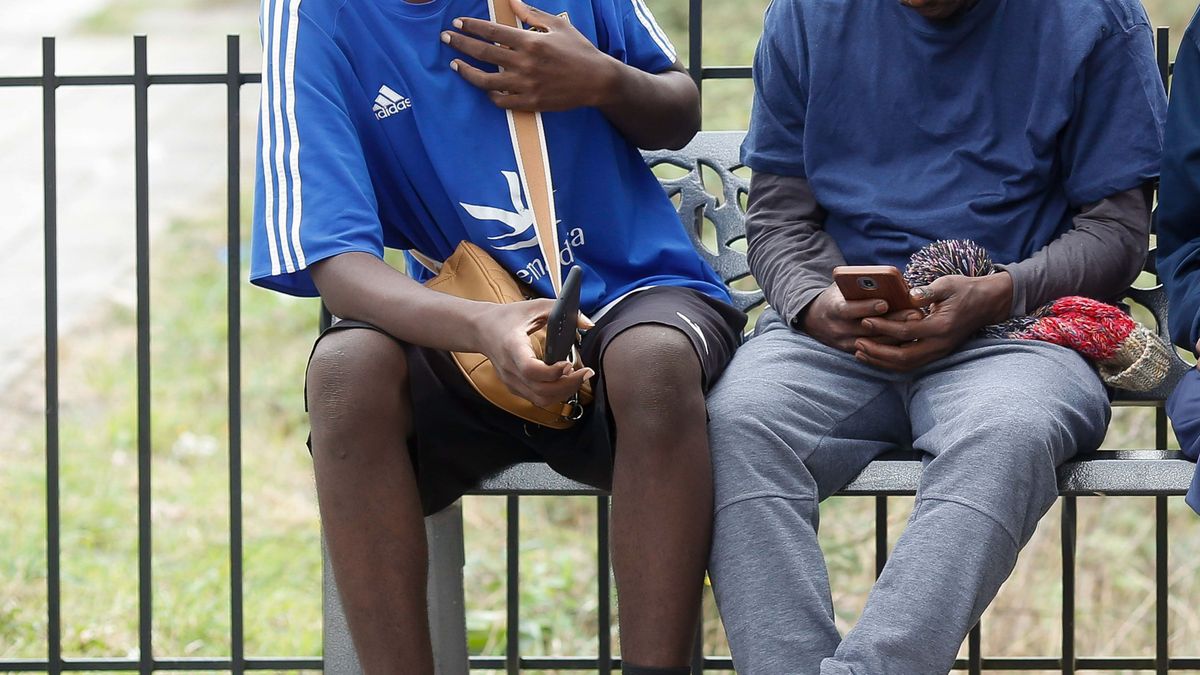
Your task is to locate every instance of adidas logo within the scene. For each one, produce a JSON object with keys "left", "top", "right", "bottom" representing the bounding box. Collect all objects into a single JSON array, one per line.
[{"left": 373, "top": 84, "right": 412, "bottom": 119}]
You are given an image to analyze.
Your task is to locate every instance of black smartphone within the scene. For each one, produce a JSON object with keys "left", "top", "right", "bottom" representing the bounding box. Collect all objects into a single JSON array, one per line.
[{"left": 543, "top": 266, "right": 584, "bottom": 365}]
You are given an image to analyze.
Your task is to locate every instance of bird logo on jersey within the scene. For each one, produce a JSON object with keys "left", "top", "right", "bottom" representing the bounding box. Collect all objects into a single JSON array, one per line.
[{"left": 459, "top": 171, "right": 540, "bottom": 251}]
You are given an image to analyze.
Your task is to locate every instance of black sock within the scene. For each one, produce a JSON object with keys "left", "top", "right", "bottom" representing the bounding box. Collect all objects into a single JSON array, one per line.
[{"left": 621, "top": 665, "right": 691, "bottom": 675}]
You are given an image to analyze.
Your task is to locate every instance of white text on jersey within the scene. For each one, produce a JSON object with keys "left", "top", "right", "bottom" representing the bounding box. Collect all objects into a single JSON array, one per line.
[{"left": 373, "top": 84, "right": 412, "bottom": 119}]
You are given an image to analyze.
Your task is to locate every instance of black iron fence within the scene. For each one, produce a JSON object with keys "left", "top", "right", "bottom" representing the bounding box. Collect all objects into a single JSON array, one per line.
[
  {"left": 0, "top": 35, "right": 317, "bottom": 674},
  {"left": 0, "top": 15, "right": 1194, "bottom": 675}
]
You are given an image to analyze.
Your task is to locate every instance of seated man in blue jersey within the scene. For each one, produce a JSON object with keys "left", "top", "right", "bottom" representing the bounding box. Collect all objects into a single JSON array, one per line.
[
  {"left": 704, "top": 0, "right": 1165, "bottom": 673},
  {"left": 1156, "top": 7, "right": 1200, "bottom": 516},
  {"left": 250, "top": 0, "right": 745, "bottom": 673}
]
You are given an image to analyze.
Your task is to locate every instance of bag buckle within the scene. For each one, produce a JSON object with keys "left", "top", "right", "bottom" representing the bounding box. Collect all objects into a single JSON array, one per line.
[{"left": 564, "top": 394, "right": 585, "bottom": 422}]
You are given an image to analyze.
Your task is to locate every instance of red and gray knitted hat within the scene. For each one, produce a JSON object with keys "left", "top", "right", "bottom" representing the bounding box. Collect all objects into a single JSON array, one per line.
[{"left": 905, "top": 239, "right": 1171, "bottom": 392}]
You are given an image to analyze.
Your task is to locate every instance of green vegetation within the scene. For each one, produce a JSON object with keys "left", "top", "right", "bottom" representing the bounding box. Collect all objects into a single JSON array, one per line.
[
  {"left": 4, "top": 1, "right": 1200, "bottom": 673},
  {"left": 0, "top": 211, "right": 323, "bottom": 664}
]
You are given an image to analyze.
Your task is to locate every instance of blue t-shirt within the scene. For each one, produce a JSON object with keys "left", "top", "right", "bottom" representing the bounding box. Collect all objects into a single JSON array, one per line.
[
  {"left": 742, "top": 0, "right": 1166, "bottom": 270},
  {"left": 250, "top": 0, "right": 729, "bottom": 315}
]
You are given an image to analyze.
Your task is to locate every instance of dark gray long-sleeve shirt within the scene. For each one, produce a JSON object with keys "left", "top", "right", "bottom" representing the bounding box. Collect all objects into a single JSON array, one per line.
[{"left": 745, "top": 172, "right": 1151, "bottom": 328}]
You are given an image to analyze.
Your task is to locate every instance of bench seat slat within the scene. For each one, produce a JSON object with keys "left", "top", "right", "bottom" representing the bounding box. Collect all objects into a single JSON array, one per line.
[{"left": 469, "top": 454, "right": 1195, "bottom": 498}]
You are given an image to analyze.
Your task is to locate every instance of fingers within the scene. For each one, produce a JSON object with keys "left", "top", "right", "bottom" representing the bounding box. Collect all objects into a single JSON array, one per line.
[
  {"left": 806, "top": 287, "right": 896, "bottom": 353},
  {"left": 486, "top": 91, "right": 536, "bottom": 111},
  {"left": 443, "top": 29, "right": 517, "bottom": 68},
  {"left": 821, "top": 297, "right": 890, "bottom": 350},
  {"left": 859, "top": 335, "right": 907, "bottom": 347},
  {"left": 854, "top": 338, "right": 945, "bottom": 372},
  {"left": 909, "top": 286, "right": 934, "bottom": 308},
  {"left": 853, "top": 348, "right": 905, "bottom": 372},
  {"left": 518, "top": 353, "right": 573, "bottom": 383},
  {"left": 448, "top": 57, "right": 534, "bottom": 109},
  {"left": 830, "top": 312, "right": 912, "bottom": 348},
  {"left": 511, "top": 355, "right": 593, "bottom": 407},
  {"left": 838, "top": 298, "right": 891, "bottom": 321},
  {"left": 861, "top": 313, "right": 940, "bottom": 342},
  {"left": 450, "top": 59, "right": 521, "bottom": 96},
  {"left": 515, "top": 298, "right": 557, "bottom": 333},
  {"left": 910, "top": 275, "right": 960, "bottom": 308},
  {"left": 451, "top": 16, "right": 529, "bottom": 47},
  {"left": 446, "top": 11, "right": 593, "bottom": 114}
]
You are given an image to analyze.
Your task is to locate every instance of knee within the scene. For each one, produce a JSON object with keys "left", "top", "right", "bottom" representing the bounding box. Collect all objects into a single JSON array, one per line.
[
  {"left": 969, "top": 351, "right": 1110, "bottom": 460},
  {"left": 921, "top": 389, "right": 1099, "bottom": 518},
  {"left": 939, "top": 399, "right": 1058, "bottom": 478},
  {"left": 306, "top": 328, "right": 410, "bottom": 437},
  {"left": 704, "top": 360, "right": 796, "bottom": 460},
  {"left": 967, "top": 387, "right": 1106, "bottom": 468},
  {"left": 602, "top": 324, "right": 703, "bottom": 425}
]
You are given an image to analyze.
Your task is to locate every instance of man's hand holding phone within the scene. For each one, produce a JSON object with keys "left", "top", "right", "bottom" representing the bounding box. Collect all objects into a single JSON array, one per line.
[
  {"left": 802, "top": 265, "right": 1011, "bottom": 370},
  {"left": 854, "top": 272, "right": 1013, "bottom": 372},
  {"left": 798, "top": 282, "right": 921, "bottom": 353}
]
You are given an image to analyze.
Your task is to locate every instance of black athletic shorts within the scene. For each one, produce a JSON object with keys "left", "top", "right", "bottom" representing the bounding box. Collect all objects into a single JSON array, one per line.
[{"left": 307, "top": 285, "right": 746, "bottom": 515}]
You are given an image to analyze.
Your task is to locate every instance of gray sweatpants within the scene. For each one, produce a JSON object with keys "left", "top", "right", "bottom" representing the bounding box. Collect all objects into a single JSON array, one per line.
[{"left": 707, "top": 310, "right": 1109, "bottom": 675}]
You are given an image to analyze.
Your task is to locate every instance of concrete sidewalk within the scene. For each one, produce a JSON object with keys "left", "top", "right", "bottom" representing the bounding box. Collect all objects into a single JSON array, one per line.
[{"left": 0, "top": 1, "right": 260, "bottom": 391}]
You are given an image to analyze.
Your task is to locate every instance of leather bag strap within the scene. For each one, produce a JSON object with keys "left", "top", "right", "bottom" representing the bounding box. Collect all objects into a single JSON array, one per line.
[{"left": 488, "top": 0, "right": 563, "bottom": 296}]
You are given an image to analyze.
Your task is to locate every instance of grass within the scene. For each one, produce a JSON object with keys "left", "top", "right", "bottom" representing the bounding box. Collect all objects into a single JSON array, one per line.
[
  {"left": 4, "top": 0, "right": 1200, "bottom": 673},
  {"left": 0, "top": 210, "right": 324, "bottom": 665}
]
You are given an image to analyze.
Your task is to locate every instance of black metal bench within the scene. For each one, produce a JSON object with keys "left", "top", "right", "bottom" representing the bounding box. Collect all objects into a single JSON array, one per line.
[{"left": 322, "top": 130, "right": 1197, "bottom": 674}]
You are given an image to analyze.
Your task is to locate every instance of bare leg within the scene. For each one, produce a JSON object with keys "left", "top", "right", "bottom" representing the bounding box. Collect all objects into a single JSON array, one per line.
[
  {"left": 307, "top": 328, "right": 434, "bottom": 675},
  {"left": 603, "top": 324, "right": 710, "bottom": 668}
]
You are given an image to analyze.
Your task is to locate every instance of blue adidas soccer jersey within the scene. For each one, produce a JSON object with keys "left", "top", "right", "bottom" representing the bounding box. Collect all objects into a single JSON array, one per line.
[{"left": 250, "top": 0, "right": 729, "bottom": 315}]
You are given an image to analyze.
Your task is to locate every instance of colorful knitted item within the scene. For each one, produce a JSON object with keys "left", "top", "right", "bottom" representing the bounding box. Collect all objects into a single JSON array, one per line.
[
  {"left": 905, "top": 239, "right": 997, "bottom": 287},
  {"left": 1020, "top": 297, "right": 1133, "bottom": 360},
  {"left": 904, "top": 239, "right": 1171, "bottom": 391}
]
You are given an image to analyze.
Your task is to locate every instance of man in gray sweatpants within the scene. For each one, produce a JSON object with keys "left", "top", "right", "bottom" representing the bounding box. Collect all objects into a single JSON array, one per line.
[{"left": 706, "top": 0, "right": 1167, "bottom": 672}]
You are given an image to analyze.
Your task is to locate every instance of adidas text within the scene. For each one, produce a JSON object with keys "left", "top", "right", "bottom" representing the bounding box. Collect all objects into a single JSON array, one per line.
[{"left": 373, "top": 84, "right": 412, "bottom": 119}]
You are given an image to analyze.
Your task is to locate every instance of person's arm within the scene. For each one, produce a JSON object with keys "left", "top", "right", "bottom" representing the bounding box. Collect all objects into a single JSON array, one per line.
[
  {"left": 750, "top": 167, "right": 1151, "bottom": 374},
  {"left": 1000, "top": 185, "right": 1151, "bottom": 315},
  {"left": 444, "top": 0, "right": 698, "bottom": 149},
  {"left": 1157, "top": 23, "right": 1200, "bottom": 353},
  {"left": 745, "top": 180, "right": 1152, "bottom": 331},
  {"left": 856, "top": 187, "right": 1151, "bottom": 371},
  {"left": 746, "top": 173, "right": 922, "bottom": 351},
  {"left": 744, "top": 172, "right": 839, "bottom": 326},
  {"left": 311, "top": 252, "right": 592, "bottom": 407},
  {"left": 854, "top": 188, "right": 1151, "bottom": 371}
]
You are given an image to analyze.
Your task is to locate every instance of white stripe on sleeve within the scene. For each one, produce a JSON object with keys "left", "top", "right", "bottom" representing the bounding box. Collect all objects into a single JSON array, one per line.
[
  {"left": 630, "top": 0, "right": 677, "bottom": 63},
  {"left": 271, "top": 0, "right": 296, "bottom": 272},
  {"left": 259, "top": 0, "right": 282, "bottom": 276},
  {"left": 285, "top": 0, "right": 306, "bottom": 269}
]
